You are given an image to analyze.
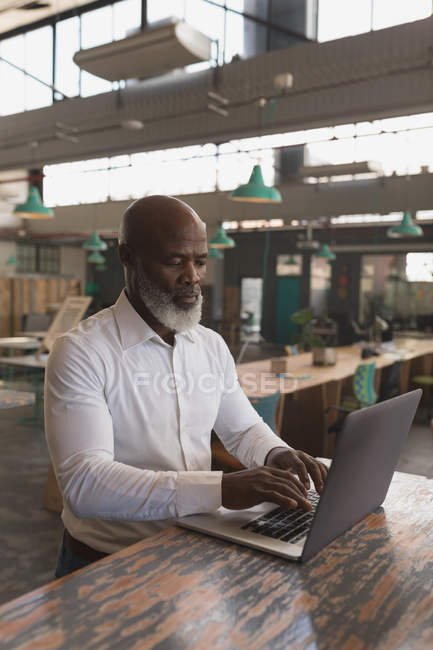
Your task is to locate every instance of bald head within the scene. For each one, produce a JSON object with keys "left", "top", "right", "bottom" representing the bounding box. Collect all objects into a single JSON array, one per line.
[{"left": 118, "top": 195, "right": 206, "bottom": 249}]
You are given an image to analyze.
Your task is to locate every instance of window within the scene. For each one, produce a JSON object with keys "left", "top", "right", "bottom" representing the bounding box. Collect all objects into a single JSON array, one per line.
[
  {"left": 318, "top": 0, "right": 432, "bottom": 42},
  {"left": 147, "top": 0, "right": 185, "bottom": 22},
  {"left": 0, "top": 35, "right": 26, "bottom": 115},
  {"left": 17, "top": 244, "right": 36, "bottom": 273},
  {"left": 16, "top": 244, "right": 60, "bottom": 274},
  {"left": 406, "top": 253, "right": 433, "bottom": 283},
  {"left": 55, "top": 18, "right": 80, "bottom": 99},
  {"left": 0, "top": 0, "right": 142, "bottom": 111},
  {"left": 372, "top": 0, "right": 431, "bottom": 30},
  {"left": 25, "top": 27, "right": 53, "bottom": 111},
  {"left": 318, "top": 0, "right": 372, "bottom": 42},
  {"left": 39, "top": 246, "right": 60, "bottom": 274}
]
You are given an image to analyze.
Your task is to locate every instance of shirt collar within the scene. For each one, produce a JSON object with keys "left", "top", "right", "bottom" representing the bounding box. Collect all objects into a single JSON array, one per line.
[{"left": 113, "top": 289, "right": 196, "bottom": 349}]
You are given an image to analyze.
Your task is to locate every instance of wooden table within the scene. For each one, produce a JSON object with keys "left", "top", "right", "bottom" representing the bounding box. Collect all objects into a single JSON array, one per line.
[
  {"left": 0, "top": 470, "right": 432, "bottom": 649},
  {"left": 0, "top": 337, "right": 41, "bottom": 351},
  {"left": 0, "top": 355, "right": 47, "bottom": 428},
  {"left": 237, "top": 338, "right": 433, "bottom": 456},
  {"left": 0, "top": 389, "right": 34, "bottom": 409},
  {"left": 15, "top": 331, "right": 47, "bottom": 339}
]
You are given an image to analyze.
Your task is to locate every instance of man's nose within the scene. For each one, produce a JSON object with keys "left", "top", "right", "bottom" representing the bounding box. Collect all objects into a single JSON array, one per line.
[{"left": 180, "top": 262, "right": 200, "bottom": 285}]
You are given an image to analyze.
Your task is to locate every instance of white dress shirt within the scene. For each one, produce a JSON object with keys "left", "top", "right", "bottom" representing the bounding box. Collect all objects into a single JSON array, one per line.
[{"left": 45, "top": 289, "right": 289, "bottom": 553}]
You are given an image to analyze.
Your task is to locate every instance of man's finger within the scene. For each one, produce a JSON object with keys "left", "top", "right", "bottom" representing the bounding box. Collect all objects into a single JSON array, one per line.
[
  {"left": 262, "top": 489, "right": 311, "bottom": 511},
  {"left": 291, "top": 456, "right": 310, "bottom": 487},
  {"left": 304, "top": 460, "right": 325, "bottom": 493},
  {"left": 270, "top": 479, "right": 309, "bottom": 503},
  {"left": 318, "top": 461, "right": 328, "bottom": 481},
  {"left": 264, "top": 467, "right": 308, "bottom": 495}
]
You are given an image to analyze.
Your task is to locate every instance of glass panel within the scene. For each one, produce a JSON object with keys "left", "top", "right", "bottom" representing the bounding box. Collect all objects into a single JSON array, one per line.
[
  {"left": 55, "top": 17, "right": 80, "bottom": 98},
  {"left": 241, "top": 1, "right": 265, "bottom": 18},
  {"left": 17, "top": 244, "right": 37, "bottom": 273},
  {"left": 373, "top": 0, "right": 431, "bottom": 30},
  {"left": 225, "top": 4, "right": 244, "bottom": 61},
  {"left": 243, "top": 15, "right": 267, "bottom": 57},
  {"left": 109, "top": 166, "right": 135, "bottom": 200},
  {"left": 114, "top": 0, "right": 142, "bottom": 39},
  {"left": 0, "top": 36, "right": 25, "bottom": 115},
  {"left": 80, "top": 6, "right": 114, "bottom": 96},
  {"left": 241, "top": 277, "right": 262, "bottom": 333},
  {"left": 406, "top": 253, "right": 433, "bottom": 283},
  {"left": 185, "top": 0, "right": 225, "bottom": 63},
  {"left": 147, "top": 0, "right": 185, "bottom": 23},
  {"left": 318, "top": 0, "right": 372, "bottom": 42},
  {"left": 276, "top": 254, "right": 302, "bottom": 276},
  {"left": 39, "top": 246, "right": 60, "bottom": 274},
  {"left": 78, "top": 170, "right": 109, "bottom": 203},
  {"left": 81, "top": 6, "right": 114, "bottom": 48},
  {"left": 25, "top": 26, "right": 53, "bottom": 110},
  {"left": 310, "top": 256, "right": 331, "bottom": 317},
  {"left": 80, "top": 71, "right": 112, "bottom": 98}
]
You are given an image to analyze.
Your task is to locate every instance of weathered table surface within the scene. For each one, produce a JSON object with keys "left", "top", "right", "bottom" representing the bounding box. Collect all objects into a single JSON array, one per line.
[{"left": 0, "top": 471, "right": 432, "bottom": 650}]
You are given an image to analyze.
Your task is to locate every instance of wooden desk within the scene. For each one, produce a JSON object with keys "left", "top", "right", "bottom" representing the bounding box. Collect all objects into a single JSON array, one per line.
[
  {"left": 0, "top": 471, "right": 432, "bottom": 649},
  {"left": 237, "top": 338, "right": 433, "bottom": 456},
  {"left": 0, "top": 389, "right": 34, "bottom": 409},
  {"left": 0, "top": 337, "right": 40, "bottom": 351}
]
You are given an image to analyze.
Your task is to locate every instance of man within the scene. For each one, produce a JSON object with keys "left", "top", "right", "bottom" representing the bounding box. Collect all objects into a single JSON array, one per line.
[{"left": 45, "top": 195, "right": 327, "bottom": 577}]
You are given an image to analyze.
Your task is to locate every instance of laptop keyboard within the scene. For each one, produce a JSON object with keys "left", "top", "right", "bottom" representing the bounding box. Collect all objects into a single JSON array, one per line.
[{"left": 241, "top": 490, "right": 320, "bottom": 544}]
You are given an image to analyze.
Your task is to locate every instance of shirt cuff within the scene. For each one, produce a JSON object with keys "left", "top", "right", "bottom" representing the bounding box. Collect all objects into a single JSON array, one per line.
[
  {"left": 251, "top": 438, "right": 291, "bottom": 468},
  {"left": 176, "top": 471, "right": 223, "bottom": 517}
]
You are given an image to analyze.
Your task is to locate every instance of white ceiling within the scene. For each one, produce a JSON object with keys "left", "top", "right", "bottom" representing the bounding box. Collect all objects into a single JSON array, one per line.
[{"left": 0, "top": 0, "right": 93, "bottom": 36}]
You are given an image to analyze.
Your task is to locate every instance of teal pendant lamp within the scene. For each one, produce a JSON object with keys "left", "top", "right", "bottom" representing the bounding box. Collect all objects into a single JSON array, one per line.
[
  {"left": 83, "top": 232, "right": 108, "bottom": 251},
  {"left": 14, "top": 186, "right": 54, "bottom": 219},
  {"left": 315, "top": 243, "right": 336, "bottom": 261},
  {"left": 88, "top": 250, "right": 105, "bottom": 264},
  {"left": 95, "top": 262, "right": 108, "bottom": 271},
  {"left": 209, "top": 226, "right": 235, "bottom": 249},
  {"left": 387, "top": 211, "right": 423, "bottom": 238},
  {"left": 230, "top": 164, "right": 282, "bottom": 203},
  {"left": 6, "top": 254, "right": 18, "bottom": 266},
  {"left": 208, "top": 246, "right": 223, "bottom": 259}
]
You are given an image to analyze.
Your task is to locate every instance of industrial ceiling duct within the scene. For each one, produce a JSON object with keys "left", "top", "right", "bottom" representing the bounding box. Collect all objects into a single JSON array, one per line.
[{"left": 73, "top": 18, "right": 212, "bottom": 82}]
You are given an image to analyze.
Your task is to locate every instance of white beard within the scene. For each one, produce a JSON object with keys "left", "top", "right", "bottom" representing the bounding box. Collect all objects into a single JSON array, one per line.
[{"left": 136, "top": 262, "right": 202, "bottom": 333}]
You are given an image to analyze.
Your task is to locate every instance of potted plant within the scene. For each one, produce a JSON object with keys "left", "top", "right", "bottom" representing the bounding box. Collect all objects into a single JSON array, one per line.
[{"left": 290, "top": 308, "right": 338, "bottom": 365}]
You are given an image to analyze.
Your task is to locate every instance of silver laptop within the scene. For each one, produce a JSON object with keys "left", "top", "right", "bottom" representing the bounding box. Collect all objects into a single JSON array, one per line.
[{"left": 178, "top": 390, "right": 421, "bottom": 562}]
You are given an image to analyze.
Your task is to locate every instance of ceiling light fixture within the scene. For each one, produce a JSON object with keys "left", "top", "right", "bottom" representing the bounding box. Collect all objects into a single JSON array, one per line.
[
  {"left": 315, "top": 243, "right": 336, "bottom": 261},
  {"left": 13, "top": 186, "right": 54, "bottom": 219},
  {"left": 230, "top": 165, "right": 282, "bottom": 203},
  {"left": 82, "top": 232, "right": 108, "bottom": 251},
  {"left": 208, "top": 246, "right": 223, "bottom": 259},
  {"left": 88, "top": 251, "right": 105, "bottom": 264},
  {"left": 5, "top": 254, "right": 18, "bottom": 266},
  {"left": 209, "top": 226, "right": 235, "bottom": 248},
  {"left": 387, "top": 211, "right": 423, "bottom": 238}
]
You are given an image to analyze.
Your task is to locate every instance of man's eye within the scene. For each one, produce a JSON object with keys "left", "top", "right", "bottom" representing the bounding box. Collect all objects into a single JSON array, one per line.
[{"left": 196, "top": 260, "right": 207, "bottom": 267}]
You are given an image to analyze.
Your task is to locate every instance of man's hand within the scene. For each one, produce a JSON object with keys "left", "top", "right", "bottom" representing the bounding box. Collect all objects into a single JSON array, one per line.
[
  {"left": 265, "top": 447, "right": 328, "bottom": 494},
  {"left": 221, "top": 466, "right": 312, "bottom": 512}
]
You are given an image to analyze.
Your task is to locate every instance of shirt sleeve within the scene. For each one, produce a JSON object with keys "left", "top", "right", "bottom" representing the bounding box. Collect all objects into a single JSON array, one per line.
[
  {"left": 44, "top": 336, "right": 221, "bottom": 521},
  {"left": 213, "top": 343, "right": 291, "bottom": 467}
]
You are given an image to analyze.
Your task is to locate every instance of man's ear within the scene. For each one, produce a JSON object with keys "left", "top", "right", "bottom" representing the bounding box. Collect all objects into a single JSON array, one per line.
[{"left": 118, "top": 243, "right": 134, "bottom": 266}]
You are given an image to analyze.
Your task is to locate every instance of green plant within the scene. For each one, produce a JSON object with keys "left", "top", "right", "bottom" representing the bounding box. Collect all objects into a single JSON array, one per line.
[{"left": 290, "top": 308, "right": 326, "bottom": 350}]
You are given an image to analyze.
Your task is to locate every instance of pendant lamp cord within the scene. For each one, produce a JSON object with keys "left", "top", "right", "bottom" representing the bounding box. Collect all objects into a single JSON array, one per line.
[{"left": 261, "top": 229, "right": 271, "bottom": 328}]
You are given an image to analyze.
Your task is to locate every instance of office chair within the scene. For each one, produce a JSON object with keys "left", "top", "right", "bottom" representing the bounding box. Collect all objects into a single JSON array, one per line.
[
  {"left": 378, "top": 360, "right": 402, "bottom": 402},
  {"left": 211, "top": 391, "right": 281, "bottom": 472},
  {"left": 324, "top": 363, "right": 377, "bottom": 449},
  {"left": 410, "top": 373, "right": 433, "bottom": 420}
]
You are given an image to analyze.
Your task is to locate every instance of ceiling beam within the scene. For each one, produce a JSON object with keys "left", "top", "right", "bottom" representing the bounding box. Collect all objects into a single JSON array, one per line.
[{"left": 1, "top": 16, "right": 433, "bottom": 170}]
